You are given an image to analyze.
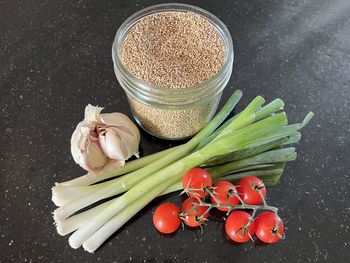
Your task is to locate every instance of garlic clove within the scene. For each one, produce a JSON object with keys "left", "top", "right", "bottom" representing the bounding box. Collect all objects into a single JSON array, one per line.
[
  {"left": 100, "top": 112, "right": 140, "bottom": 157},
  {"left": 98, "top": 127, "right": 126, "bottom": 165},
  {"left": 100, "top": 113, "right": 140, "bottom": 139},
  {"left": 99, "top": 112, "right": 132, "bottom": 126},
  {"left": 71, "top": 122, "right": 107, "bottom": 171},
  {"left": 113, "top": 127, "right": 140, "bottom": 159},
  {"left": 80, "top": 139, "right": 108, "bottom": 171},
  {"left": 101, "top": 157, "right": 126, "bottom": 171}
]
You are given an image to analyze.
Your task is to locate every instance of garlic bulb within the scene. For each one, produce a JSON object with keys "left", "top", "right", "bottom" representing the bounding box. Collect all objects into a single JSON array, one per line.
[{"left": 71, "top": 104, "right": 140, "bottom": 171}]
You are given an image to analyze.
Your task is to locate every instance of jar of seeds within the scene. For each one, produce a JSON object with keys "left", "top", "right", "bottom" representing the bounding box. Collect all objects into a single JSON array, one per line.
[{"left": 112, "top": 3, "right": 233, "bottom": 140}]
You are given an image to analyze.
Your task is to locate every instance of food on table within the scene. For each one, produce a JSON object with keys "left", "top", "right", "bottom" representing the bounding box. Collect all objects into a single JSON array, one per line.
[
  {"left": 210, "top": 181, "right": 239, "bottom": 211},
  {"left": 225, "top": 211, "right": 256, "bottom": 243},
  {"left": 113, "top": 4, "right": 233, "bottom": 139},
  {"left": 182, "top": 168, "right": 212, "bottom": 199},
  {"left": 255, "top": 212, "right": 285, "bottom": 244},
  {"left": 70, "top": 104, "right": 140, "bottom": 172},
  {"left": 152, "top": 174, "right": 284, "bottom": 246},
  {"left": 237, "top": 176, "right": 267, "bottom": 205},
  {"left": 52, "top": 90, "right": 313, "bottom": 252},
  {"left": 181, "top": 198, "right": 209, "bottom": 227},
  {"left": 153, "top": 203, "right": 181, "bottom": 234}
]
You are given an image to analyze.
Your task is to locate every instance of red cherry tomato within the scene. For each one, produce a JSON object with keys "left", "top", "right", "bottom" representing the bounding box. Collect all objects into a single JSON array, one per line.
[
  {"left": 237, "top": 176, "right": 266, "bottom": 205},
  {"left": 210, "top": 181, "right": 239, "bottom": 211},
  {"left": 181, "top": 198, "right": 209, "bottom": 227},
  {"left": 255, "top": 212, "right": 284, "bottom": 243},
  {"left": 225, "top": 211, "right": 256, "bottom": 243},
  {"left": 182, "top": 168, "right": 212, "bottom": 199},
  {"left": 153, "top": 203, "right": 181, "bottom": 234}
]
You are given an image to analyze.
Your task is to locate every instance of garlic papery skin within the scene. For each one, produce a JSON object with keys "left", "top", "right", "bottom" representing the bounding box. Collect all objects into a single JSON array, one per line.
[{"left": 70, "top": 104, "right": 140, "bottom": 172}]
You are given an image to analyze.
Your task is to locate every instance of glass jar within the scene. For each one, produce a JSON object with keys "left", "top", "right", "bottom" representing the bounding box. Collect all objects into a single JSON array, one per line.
[{"left": 112, "top": 3, "right": 234, "bottom": 140}]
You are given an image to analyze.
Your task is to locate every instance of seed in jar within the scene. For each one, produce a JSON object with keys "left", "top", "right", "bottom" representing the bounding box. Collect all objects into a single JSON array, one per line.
[
  {"left": 121, "top": 11, "right": 225, "bottom": 89},
  {"left": 120, "top": 10, "right": 226, "bottom": 140},
  {"left": 127, "top": 95, "right": 219, "bottom": 139}
]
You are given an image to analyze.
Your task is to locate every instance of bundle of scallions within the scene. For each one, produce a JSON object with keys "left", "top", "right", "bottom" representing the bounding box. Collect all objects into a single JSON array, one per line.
[{"left": 52, "top": 90, "right": 313, "bottom": 253}]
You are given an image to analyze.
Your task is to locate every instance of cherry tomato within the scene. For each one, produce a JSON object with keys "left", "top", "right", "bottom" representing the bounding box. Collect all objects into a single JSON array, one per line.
[
  {"left": 153, "top": 203, "right": 181, "bottom": 234},
  {"left": 225, "top": 211, "right": 256, "bottom": 243},
  {"left": 255, "top": 212, "right": 284, "bottom": 243},
  {"left": 181, "top": 198, "right": 209, "bottom": 227},
  {"left": 237, "top": 176, "right": 266, "bottom": 205},
  {"left": 182, "top": 168, "right": 212, "bottom": 199},
  {"left": 210, "top": 181, "right": 239, "bottom": 211}
]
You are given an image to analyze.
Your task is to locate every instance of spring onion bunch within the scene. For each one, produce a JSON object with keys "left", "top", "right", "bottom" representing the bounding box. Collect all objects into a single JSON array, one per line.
[{"left": 52, "top": 90, "right": 313, "bottom": 252}]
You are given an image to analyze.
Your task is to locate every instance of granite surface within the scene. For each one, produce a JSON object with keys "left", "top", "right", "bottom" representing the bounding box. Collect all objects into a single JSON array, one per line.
[{"left": 1, "top": 0, "right": 349, "bottom": 262}]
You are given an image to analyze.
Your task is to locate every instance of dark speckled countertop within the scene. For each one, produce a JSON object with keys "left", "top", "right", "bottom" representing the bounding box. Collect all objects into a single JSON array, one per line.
[{"left": 1, "top": 0, "right": 349, "bottom": 262}]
